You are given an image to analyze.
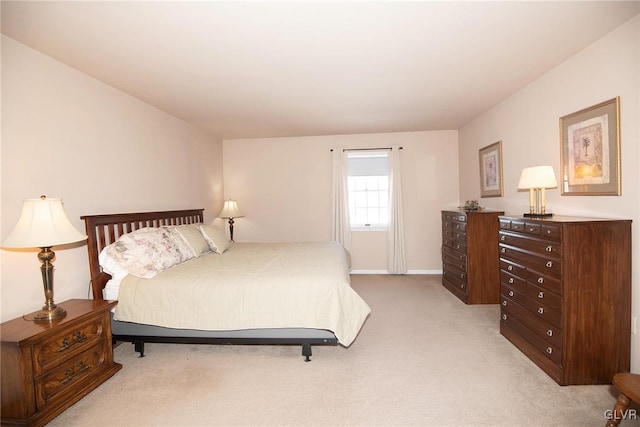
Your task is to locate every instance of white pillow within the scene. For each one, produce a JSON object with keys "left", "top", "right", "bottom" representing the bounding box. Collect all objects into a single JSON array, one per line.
[
  {"left": 175, "top": 224, "right": 210, "bottom": 257},
  {"left": 105, "top": 227, "right": 195, "bottom": 278},
  {"left": 199, "top": 224, "right": 230, "bottom": 254}
]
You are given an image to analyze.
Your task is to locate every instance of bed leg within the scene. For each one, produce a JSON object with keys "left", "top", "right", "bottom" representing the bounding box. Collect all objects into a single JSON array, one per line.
[
  {"left": 134, "top": 340, "right": 145, "bottom": 357},
  {"left": 302, "top": 343, "right": 312, "bottom": 362}
]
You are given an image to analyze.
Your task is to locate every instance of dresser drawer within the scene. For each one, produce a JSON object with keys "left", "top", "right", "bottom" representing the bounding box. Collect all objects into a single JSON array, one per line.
[
  {"left": 501, "top": 297, "right": 562, "bottom": 349},
  {"left": 499, "top": 232, "right": 561, "bottom": 258},
  {"left": 525, "top": 268, "right": 562, "bottom": 295},
  {"left": 32, "top": 314, "right": 109, "bottom": 376},
  {"left": 35, "top": 339, "right": 110, "bottom": 408},
  {"left": 500, "top": 258, "right": 525, "bottom": 278},
  {"left": 499, "top": 245, "right": 561, "bottom": 277},
  {"left": 522, "top": 297, "right": 562, "bottom": 329},
  {"left": 442, "top": 270, "right": 467, "bottom": 294},
  {"left": 443, "top": 263, "right": 467, "bottom": 283},
  {"left": 527, "top": 283, "right": 561, "bottom": 311},
  {"left": 501, "top": 283, "right": 528, "bottom": 307},
  {"left": 501, "top": 270, "right": 526, "bottom": 293},
  {"left": 502, "top": 306, "right": 562, "bottom": 365},
  {"left": 443, "top": 252, "right": 466, "bottom": 271}
]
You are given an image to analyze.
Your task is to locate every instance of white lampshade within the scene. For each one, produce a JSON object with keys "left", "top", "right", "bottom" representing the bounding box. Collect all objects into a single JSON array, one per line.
[
  {"left": 2, "top": 196, "right": 87, "bottom": 248},
  {"left": 219, "top": 200, "right": 244, "bottom": 219},
  {"left": 518, "top": 166, "right": 558, "bottom": 190}
]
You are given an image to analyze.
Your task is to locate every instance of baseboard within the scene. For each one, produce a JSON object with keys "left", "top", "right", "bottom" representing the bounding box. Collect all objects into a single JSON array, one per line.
[{"left": 350, "top": 269, "right": 442, "bottom": 275}]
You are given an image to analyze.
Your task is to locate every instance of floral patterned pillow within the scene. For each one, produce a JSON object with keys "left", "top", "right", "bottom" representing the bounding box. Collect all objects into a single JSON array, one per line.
[{"left": 105, "top": 227, "right": 195, "bottom": 278}]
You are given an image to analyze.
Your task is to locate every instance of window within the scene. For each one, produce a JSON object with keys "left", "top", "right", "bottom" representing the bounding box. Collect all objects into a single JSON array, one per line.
[{"left": 347, "top": 152, "right": 389, "bottom": 228}]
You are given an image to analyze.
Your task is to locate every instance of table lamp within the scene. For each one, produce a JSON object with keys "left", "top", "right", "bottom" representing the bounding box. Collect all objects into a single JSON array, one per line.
[
  {"left": 219, "top": 199, "right": 244, "bottom": 242},
  {"left": 518, "top": 166, "right": 558, "bottom": 218},
  {"left": 2, "top": 196, "right": 88, "bottom": 321}
]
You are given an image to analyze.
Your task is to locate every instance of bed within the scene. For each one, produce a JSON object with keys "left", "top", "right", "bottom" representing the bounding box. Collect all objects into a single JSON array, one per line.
[{"left": 81, "top": 209, "right": 371, "bottom": 361}]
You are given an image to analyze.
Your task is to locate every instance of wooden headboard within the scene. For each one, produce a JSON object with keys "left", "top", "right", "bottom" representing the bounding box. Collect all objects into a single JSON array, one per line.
[{"left": 81, "top": 209, "right": 205, "bottom": 300}]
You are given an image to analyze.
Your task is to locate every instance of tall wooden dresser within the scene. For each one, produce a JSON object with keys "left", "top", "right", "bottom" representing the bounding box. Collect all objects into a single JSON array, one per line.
[
  {"left": 498, "top": 215, "right": 631, "bottom": 385},
  {"left": 441, "top": 209, "right": 504, "bottom": 304}
]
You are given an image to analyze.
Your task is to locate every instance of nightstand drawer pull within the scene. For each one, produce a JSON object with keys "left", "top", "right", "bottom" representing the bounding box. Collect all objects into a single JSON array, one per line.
[
  {"left": 537, "top": 307, "right": 544, "bottom": 314},
  {"left": 59, "top": 331, "right": 88, "bottom": 352},
  {"left": 62, "top": 361, "right": 90, "bottom": 384}
]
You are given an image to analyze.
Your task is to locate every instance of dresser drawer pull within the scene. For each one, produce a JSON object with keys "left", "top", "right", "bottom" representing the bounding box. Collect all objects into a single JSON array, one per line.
[
  {"left": 546, "top": 329, "right": 553, "bottom": 337},
  {"left": 537, "top": 277, "right": 544, "bottom": 284},
  {"left": 538, "top": 291, "right": 544, "bottom": 299},
  {"left": 500, "top": 235, "right": 506, "bottom": 241},
  {"left": 500, "top": 248, "right": 506, "bottom": 253},
  {"left": 460, "top": 273, "right": 465, "bottom": 279},
  {"left": 62, "top": 361, "right": 90, "bottom": 384},
  {"left": 545, "top": 245, "right": 553, "bottom": 252},
  {"left": 456, "top": 244, "right": 461, "bottom": 249},
  {"left": 508, "top": 290, "right": 514, "bottom": 297},
  {"left": 546, "top": 347, "right": 553, "bottom": 354},
  {"left": 508, "top": 278, "right": 514, "bottom": 284},
  {"left": 502, "top": 314, "right": 507, "bottom": 320},
  {"left": 460, "top": 284, "right": 465, "bottom": 289},
  {"left": 59, "top": 331, "right": 88, "bottom": 352},
  {"left": 528, "top": 227, "right": 536, "bottom": 232},
  {"left": 545, "top": 261, "right": 553, "bottom": 268},
  {"left": 537, "top": 307, "right": 544, "bottom": 314},
  {"left": 507, "top": 265, "right": 513, "bottom": 271},
  {"left": 502, "top": 301, "right": 507, "bottom": 306}
]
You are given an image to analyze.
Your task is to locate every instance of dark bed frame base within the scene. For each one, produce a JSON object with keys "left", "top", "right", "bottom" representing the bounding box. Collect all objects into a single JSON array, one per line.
[
  {"left": 116, "top": 336, "right": 333, "bottom": 362},
  {"left": 82, "top": 209, "right": 339, "bottom": 362}
]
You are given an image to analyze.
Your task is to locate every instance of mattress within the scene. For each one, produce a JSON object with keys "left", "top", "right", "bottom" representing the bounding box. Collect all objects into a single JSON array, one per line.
[{"left": 111, "top": 241, "right": 371, "bottom": 346}]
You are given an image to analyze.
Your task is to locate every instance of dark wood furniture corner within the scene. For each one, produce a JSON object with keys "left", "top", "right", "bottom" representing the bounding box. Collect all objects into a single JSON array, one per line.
[
  {"left": 1, "top": 299, "right": 121, "bottom": 426},
  {"left": 499, "top": 215, "right": 631, "bottom": 385},
  {"left": 441, "top": 209, "right": 504, "bottom": 304},
  {"left": 606, "top": 373, "right": 640, "bottom": 426}
]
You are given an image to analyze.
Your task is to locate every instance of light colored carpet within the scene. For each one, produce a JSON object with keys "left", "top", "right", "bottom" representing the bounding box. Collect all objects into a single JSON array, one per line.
[{"left": 49, "top": 275, "right": 630, "bottom": 427}]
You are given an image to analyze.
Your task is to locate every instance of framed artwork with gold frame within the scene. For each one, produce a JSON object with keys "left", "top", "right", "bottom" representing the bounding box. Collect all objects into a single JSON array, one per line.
[
  {"left": 560, "top": 97, "right": 621, "bottom": 195},
  {"left": 478, "top": 141, "right": 503, "bottom": 197}
]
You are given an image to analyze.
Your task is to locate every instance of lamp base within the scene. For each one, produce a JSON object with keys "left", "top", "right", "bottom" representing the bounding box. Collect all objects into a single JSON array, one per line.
[
  {"left": 26, "top": 305, "right": 67, "bottom": 322},
  {"left": 524, "top": 213, "right": 553, "bottom": 218}
]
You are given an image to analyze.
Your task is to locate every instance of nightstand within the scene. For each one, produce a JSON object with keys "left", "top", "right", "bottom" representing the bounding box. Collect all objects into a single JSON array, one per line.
[{"left": 1, "top": 299, "right": 122, "bottom": 426}]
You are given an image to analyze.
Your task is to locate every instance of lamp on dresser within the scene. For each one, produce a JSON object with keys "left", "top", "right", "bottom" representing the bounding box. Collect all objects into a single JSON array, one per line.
[
  {"left": 219, "top": 199, "right": 244, "bottom": 242},
  {"left": 1, "top": 196, "right": 87, "bottom": 321},
  {"left": 518, "top": 165, "right": 558, "bottom": 217}
]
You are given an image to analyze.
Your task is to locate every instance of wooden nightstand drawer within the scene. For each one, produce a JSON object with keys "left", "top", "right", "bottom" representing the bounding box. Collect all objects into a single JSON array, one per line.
[
  {"left": 36, "top": 340, "right": 109, "bottom": 408},
  {"left": 32, "top": 314, "right": 109, "bottom": 376}
]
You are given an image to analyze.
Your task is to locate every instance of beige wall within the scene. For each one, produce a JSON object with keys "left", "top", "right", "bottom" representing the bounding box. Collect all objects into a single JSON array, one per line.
[
  {"left": 0, "top": 36, "right": 224, "bottom": 322},
  {"left": 222, "top": 130, "right": 459, "bottom": 272},
  {"left": 458, "top": 16, "right": 640, "bottom": 371}
]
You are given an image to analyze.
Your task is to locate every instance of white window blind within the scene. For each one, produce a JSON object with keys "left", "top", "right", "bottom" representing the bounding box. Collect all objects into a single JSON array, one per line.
[{"left": 347, "top": 152, "right": 389, "bottom": 228}]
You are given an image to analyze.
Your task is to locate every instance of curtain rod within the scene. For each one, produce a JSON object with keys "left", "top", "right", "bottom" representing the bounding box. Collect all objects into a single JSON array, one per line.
[{"left": 329, "top": 147, "right": 403, "bottom": 152}]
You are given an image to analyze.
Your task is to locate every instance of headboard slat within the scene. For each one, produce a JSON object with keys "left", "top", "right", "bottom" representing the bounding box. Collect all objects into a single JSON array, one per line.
[{"left": 81, "top": 209, "right": 205, "bottom": 300}]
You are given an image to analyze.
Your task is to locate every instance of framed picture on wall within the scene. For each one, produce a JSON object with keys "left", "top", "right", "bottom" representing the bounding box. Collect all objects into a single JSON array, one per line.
[
  {"left": 478, "top": 141, "right": 503, "bottom": 197},
  {"left": 560, "top": 97, "right": 620, "bottom": 195}
]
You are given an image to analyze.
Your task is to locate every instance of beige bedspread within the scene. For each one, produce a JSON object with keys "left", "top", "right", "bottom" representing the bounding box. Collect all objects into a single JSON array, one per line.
[{"left": 114, "top": 241, "right": 370, "bottom": 346}]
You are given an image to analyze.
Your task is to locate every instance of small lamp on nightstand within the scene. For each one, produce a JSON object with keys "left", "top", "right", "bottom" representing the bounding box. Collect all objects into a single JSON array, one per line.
[
  {"left": 219, "top": 199, "right": 244, "bottom": 242},
  {"left": 2, "top": 196, "right": 87, "bottom": 321},
  {"left": 518, "top": 166, "right": 558, "bottom": 218}
]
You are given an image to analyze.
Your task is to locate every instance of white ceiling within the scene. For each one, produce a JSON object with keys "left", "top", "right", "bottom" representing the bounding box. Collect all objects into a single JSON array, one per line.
[{"left": 2, "top": 1, "right": 639, "bottom": 140}]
